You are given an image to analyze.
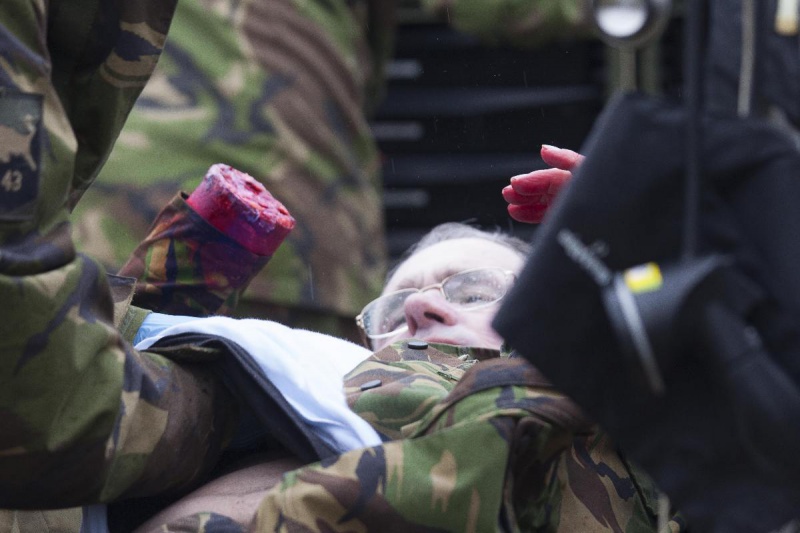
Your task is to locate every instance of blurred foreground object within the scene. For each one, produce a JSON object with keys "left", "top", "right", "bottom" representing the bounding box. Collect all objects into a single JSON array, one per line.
[
  {"left": 496, "top": 5, "right": 800, "bottom": 529},
  {"left": 119, "top": 165, "right": 295, "bottom": 316},
  {"left": 494, "top": 92, "right": 800, "bottom": 533}
]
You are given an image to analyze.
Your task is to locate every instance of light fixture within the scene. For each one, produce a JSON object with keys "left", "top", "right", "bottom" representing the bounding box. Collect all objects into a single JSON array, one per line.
[{"left": 591, "top": 0, "right": 673, "bottom": 49}]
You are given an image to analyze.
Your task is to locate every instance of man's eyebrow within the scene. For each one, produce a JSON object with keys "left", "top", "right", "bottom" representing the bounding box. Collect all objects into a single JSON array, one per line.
[
  {"left": 393, "top": 267, "right": 461, "bottom": 291},
  {"left": 393, "top": 278, "right": 421, "bottom": 291}
]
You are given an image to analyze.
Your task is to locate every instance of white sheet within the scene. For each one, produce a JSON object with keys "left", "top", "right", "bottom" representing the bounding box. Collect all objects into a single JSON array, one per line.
[{"left": 135, "top": 315, "right": 382, "bottom": 453}]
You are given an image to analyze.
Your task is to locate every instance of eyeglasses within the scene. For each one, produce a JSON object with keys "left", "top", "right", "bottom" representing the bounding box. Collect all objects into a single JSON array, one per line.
[{"left": 355, "top": 267, "right": 516, "bottom": 341}]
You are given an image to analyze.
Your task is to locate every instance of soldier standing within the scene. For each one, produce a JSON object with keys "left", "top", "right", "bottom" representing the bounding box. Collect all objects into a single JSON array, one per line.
[{"left": 69, "top": 0, "right": 594, "bottom": 342}]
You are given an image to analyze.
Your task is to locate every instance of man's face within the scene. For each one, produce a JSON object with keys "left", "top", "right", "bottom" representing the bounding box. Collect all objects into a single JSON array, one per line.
[{"left": 371, "top": 237, "right": 524, "bottom": 351}]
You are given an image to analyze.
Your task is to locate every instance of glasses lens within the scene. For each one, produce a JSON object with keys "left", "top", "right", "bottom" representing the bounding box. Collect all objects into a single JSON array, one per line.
[
  {"left": 361, "top": 289, "right": 414, "bottom": 338},
  {"left": 443, "top": 268, "right": 513, "bottom": 308}
]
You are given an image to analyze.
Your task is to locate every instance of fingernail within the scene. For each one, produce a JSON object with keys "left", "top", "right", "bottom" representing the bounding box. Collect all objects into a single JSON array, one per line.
[{"left": 542, "top": 144, "right": 557, "bottom": 151}]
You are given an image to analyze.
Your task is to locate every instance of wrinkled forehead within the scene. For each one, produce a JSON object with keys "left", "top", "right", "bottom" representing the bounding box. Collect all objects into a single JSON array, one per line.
[{"left": 383, "top": 237, "right": 525, "bottom": 294}]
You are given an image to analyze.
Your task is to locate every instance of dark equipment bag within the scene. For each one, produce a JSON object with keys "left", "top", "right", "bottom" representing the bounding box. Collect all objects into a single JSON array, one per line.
[{"left": 494, "top": 92, "right": 800, "bottom": 532}]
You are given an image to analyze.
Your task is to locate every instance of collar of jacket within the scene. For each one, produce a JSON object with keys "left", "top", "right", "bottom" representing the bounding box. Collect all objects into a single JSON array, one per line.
[{"left": 107, "top": 273, "right": 151, "bottom": 343}]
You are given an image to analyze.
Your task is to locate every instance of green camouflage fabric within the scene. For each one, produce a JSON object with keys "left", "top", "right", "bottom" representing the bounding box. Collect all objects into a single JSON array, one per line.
[
  {"left": 71, "top": 0, "right": 393, "bottom": 334},
  {"left": 153, "top": 512, "right": 247, "bottom": 533},
  {"left": 117, "top": 192, "right": 275, "bottom": 317},
  {"left": 419, "top": 0, "right": 593, "bottom": 47},
  {"left": 252, "top": 342, "right": 685, "bottom": 532},
  {"left": 0, "top": 0, "right": 239, "bottom": 512}
]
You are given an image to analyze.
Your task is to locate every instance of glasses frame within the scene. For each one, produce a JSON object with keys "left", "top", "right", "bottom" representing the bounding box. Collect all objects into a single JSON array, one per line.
[{"left": 355, "top": 267, "right": 516, "bottom": 343}]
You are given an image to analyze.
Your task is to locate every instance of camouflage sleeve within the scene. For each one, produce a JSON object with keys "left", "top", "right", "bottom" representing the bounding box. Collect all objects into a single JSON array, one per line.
[
  {"left": 70, "top": 0, "right": 389, "bottom": 328},
  {"left": 0, "top": 0, "right": 237, "bottom": 509},
  {"left": 117, "top": 193, "right": 272, "bottom": 316},
  {"left": 253, "top": 355, "right": 679, "bottom": 531},
  {"left": 150, "top": 512, "right": 247, "bottom": 533},
  {"left": 420, "top": 0, "right": 594, "bottom": 47}
]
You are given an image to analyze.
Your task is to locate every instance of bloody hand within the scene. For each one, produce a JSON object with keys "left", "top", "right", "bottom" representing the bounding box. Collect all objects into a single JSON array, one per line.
[{"left": 502, "top": 145, "right": 584, "bottom": 224}]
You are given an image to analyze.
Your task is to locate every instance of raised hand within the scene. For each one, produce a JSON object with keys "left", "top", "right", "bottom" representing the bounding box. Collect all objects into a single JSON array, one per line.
[{"left": 502, "top": 145, "right": 584, "bottom": 224}]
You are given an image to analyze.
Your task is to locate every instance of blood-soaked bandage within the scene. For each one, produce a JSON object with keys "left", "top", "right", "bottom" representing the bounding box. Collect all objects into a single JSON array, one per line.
[
  {"left": 186, "top": 164, "right": 296, "bottom": 256},
  {"left": 118, "top": 164, "right": 296, "bottom": 316}
]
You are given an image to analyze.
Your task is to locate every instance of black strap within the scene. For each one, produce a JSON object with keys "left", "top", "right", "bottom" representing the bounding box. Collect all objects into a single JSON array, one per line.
[{"left": 153, "top": 333, "right": 338, "bottom": 464}]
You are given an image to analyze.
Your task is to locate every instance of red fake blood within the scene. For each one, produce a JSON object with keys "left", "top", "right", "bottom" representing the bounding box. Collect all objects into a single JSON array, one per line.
[{"left": 186, "top": 164, "right": 295, "bottom": 255}]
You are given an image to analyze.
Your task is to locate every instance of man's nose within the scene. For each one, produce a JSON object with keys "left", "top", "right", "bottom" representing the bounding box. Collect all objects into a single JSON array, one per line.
[{"left": 403, "top": 291, "right": 457, "bottom": 334}]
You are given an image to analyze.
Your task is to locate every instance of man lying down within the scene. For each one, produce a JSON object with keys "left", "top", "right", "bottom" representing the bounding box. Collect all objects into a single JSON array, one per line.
[
  {"left": 119, "top": 220, "right": 681, "bottom": 532},
  {"left": 4, "top": 151, "right": 680, "bottom": 532}
]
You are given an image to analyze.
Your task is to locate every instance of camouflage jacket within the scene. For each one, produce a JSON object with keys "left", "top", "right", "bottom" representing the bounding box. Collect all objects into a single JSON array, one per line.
[
  {"left": 141, "top": 343, "right": 684, "bottom": 532},
  {"left": 70, "top": 0, "right": 394, "bottom": 325},
  {"left": 252, "top": 342, "right": 683, "bottom": 532},
  {"left": 0, "top": 0, "right": 237, "bottom": 520}
]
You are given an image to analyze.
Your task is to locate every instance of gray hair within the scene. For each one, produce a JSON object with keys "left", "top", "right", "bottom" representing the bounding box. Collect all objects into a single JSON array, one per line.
[{"left": 387, "top": 222, "right": 532, "bottom": 281}]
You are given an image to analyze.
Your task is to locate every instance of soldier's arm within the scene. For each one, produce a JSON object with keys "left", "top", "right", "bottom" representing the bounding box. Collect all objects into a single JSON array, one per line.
[{"left": 0, "top": 0, "right": 236, "bottom": 509}]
